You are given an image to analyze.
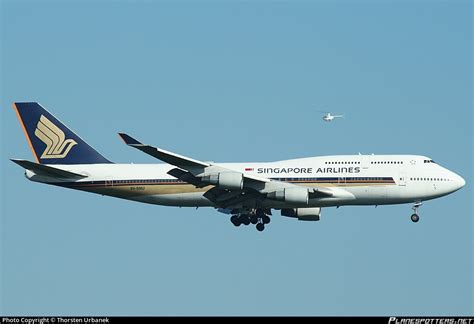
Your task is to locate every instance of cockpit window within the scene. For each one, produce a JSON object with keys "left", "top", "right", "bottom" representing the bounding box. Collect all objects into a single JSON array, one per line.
[{"left": 424, "top": 159, "right": 436, "bottom": 163}]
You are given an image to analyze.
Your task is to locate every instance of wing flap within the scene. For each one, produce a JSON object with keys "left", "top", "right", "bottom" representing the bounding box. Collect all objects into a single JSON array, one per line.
[
  {"left": 309, "top": 187, "right": 334, "bottom": 198},
  {"left": 203, "top": 186, "right": 265, "bottom": 208},
  {"left": 167, "top": 168, "right": 208, "bottom": 188}
]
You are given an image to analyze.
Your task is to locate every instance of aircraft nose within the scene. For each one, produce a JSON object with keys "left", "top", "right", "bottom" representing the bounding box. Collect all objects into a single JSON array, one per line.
[{"left": 453, "top": 173, "right": 465, "bottom": 190}]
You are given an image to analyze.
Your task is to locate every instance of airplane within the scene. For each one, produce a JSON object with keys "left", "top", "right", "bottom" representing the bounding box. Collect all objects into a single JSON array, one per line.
[
  {"left": 10, "top": 102, "right": 465, "bottom": 232},
  {"left": 321, "top": 112, "right": 344, "bottom": 122}
]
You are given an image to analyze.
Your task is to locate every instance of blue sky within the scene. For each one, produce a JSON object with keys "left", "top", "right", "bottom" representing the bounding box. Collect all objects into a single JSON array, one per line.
[{"left": 1, "top": 0, "right": 472, "bottom": 316}]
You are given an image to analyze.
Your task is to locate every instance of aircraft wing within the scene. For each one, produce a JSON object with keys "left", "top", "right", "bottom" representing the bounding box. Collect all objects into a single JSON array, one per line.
[
  {"left": 118, "top": 133, "right": 210, "bottom": 169},
  {"left": 118, "top": 133, "right": 270, "bottom": 183},
  {"left": 119, "top": 133, "right": 275, "bottom": 207},
  {"left": 118, "top": 133, "right": 343, "bottom": 208}
]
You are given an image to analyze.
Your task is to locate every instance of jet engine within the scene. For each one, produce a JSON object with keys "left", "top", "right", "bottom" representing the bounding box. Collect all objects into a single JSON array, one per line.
[
  {"left": 267, "top": 187, "right": 309, "bottom": 204},
  {"left": 201, "top": 172, "right": 244, "bottom": 190},
  {"left": 281, "top": 207, "right": 321, "bottom": 221}
]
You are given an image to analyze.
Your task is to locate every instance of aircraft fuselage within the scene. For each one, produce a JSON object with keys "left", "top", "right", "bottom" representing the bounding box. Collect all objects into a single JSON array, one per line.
[{"left": 26, "top": 154, "right": 465, "bottom": 209}]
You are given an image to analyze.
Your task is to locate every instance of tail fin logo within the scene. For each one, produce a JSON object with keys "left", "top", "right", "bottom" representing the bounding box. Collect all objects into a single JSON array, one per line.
[{"left": 34, "top": 115, "right": 77, "bottom": 159}]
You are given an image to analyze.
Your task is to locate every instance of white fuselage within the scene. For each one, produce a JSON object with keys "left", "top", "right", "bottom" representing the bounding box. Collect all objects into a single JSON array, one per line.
[{"left": 26, "top": 155, "right": 465, "bottom": 209}]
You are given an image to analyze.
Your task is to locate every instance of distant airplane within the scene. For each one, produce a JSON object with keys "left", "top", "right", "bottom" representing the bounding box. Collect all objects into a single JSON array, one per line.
[
  {"left": 321, "top": 112, "right": 344, "bottom": 122},
  {"left": 11, "top": 102, "right": 465, "bottom": 231}
]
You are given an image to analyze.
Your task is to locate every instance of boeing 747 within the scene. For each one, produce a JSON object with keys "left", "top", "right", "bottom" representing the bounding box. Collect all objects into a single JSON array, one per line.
[{"left": 11, "top": 102, "right": 465, "bottom": 231}]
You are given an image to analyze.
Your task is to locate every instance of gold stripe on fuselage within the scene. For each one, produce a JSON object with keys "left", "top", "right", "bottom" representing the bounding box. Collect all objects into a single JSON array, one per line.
[{"left": 69, "top": 181, "right": 395, "bottom": 197}]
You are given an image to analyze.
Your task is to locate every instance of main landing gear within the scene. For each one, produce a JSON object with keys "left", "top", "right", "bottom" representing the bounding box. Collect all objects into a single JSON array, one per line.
[
  {"left": 230, "top": 209, "right": 271, "bottom": 232},
  {"left": 410, "top": 201, "right": 422, "bottom": 223}
]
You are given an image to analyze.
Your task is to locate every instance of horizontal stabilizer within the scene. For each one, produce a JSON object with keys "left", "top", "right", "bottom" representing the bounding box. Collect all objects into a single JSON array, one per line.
[{"left": 11, "top": 159, "right": 87, "bottom": 179}]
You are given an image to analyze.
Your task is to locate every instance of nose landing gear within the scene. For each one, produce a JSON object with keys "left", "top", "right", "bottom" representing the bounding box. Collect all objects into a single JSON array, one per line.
[{"left": 411, "top": 201, "right": 422, "bottom": 223}]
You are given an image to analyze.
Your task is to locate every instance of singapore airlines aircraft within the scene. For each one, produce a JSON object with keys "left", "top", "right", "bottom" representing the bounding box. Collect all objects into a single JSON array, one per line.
[{"left": 11, "top": 102, "right": 465, "bottom": 231}]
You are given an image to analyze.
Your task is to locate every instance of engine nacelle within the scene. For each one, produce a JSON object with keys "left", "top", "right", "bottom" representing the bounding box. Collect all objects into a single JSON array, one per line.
[
  {"left": 281, "top": 207, "right": 321, "bottom": 221},
  {"left": 267, "top": 187, "right": 309, "bottom": 205},
  {"left": 201, "top": 172, "right": 243, "bottom": 190}
]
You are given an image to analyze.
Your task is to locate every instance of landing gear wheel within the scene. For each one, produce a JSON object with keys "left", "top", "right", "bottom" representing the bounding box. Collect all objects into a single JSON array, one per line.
[
  {"left": 250, "top": 215, "right": 258, "bottom": 225},
  {"left": 262, "top": 215, "right": 271, "bottom": 224},
  {"left": 256, "top": 223, "right": 265, "bottom": 232},
  {"left": 231, "top": 215, "right": 241, "bottom": 227},
  {"left": 411, "top": 214, "right": 419, "bottom": 223},
  {"left": 241, "top": 215, "right": 251, "bottom": 226}
]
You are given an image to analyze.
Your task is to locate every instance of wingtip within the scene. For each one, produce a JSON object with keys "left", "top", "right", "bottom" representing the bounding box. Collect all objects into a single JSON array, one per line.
[{"left": 118, "top": 133, "right": 142, "bottom": 145}]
